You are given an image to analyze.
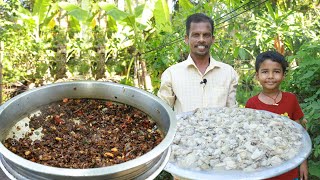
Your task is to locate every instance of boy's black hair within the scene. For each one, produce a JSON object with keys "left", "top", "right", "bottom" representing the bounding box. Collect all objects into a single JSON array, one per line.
[
  {"left": 186, "top": 13, "right": 214, "bottom": 36},
  {"left": 255, "top": 51, "right": 288, "bottom": 72}
]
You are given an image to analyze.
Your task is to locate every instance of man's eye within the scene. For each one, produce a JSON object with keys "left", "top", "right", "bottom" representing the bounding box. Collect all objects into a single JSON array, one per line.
[{"left": 204, "top": 34, "right": 211, "bottom": 38}]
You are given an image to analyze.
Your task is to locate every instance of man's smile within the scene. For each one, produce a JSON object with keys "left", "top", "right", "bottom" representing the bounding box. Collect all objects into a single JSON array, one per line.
[{"left": 195, "top": 45, "right": 208, "bottom": 50}]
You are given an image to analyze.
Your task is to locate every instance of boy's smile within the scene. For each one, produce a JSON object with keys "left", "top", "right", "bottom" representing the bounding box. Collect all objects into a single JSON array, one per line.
[{"left": 256, "top": 59, "right": 285, "bottom": 92}]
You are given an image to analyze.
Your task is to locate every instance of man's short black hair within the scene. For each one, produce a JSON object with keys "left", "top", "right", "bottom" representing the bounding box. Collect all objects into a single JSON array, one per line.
[
  {"left": 186, "top": 13, "right": 214, "bottom": 36},
  {"left": 255, "top": 51, "right": 288, "bottom": 72}
]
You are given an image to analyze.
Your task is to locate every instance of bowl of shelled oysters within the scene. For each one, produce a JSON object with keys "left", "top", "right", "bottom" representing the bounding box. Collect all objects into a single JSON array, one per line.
[{"left": 164, "top": 107, "right": 312, "bottom": 180}]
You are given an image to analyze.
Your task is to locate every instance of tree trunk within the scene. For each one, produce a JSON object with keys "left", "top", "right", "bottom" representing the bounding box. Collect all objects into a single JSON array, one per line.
[
  {"left": 0, "top": 41, "right": 4, "bottom": 104},
  {"left": 54, "top": 10, "right": 68, "bottom": 80},
  {"left": 55, "top": 44, "right": 67, "bottom": 80},
  {"left": 93, "top": 12, "right": 107, "bottom": 80},
  {"left": 133, "top": 55, "right": 139, "bottom": 87},
  {"left": 95, "top": 44, "right": 106, "bottom": 79},
  {"left": 140, "top": 59, "right": 153, "bottom": 92},
  {"left": 274, "top": 35, "right": 285, "bottom": 55}
]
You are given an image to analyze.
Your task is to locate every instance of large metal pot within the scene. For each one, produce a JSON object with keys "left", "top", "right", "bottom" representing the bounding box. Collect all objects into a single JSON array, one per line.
[{"left": 0, "top": 81, "right": 177, "bottom": 180}]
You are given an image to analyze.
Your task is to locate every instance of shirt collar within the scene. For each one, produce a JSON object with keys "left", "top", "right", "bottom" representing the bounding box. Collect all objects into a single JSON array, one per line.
[{"left": 185, "top": 54, "right": 222, "bottom": 70}]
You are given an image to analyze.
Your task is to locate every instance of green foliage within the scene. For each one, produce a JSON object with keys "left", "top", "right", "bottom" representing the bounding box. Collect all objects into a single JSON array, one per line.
[
  {"left": 32, "top": 0, "right": 51, "bottom": 23},
  {"left": 1, "top": 0, "right": 320, "bottom": 178},
  {"left": 144, "top": 31, "right": 185, "bottom": 93},
  {"left": 309, "top": 160, "right": 320, "bottom": 179},
  {"left": 282, "top": 41, "right": 320, "bottom": 177},
  {"left": 59, "top": 2, "right": 90, "bottom": 22},
  {"left": 153, "top": 0, "right": 172, "bottom": 33},
  {"left": 236, "top": 68, "right": 261, "bottom": 107}
]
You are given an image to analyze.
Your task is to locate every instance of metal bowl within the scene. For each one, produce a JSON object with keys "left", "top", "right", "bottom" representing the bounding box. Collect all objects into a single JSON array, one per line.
[
  {"left": 0, "top": 81, "right": 177, "bottom": 180},
  {"left": 164, "top": 108, "right": 312, "bottom": 180}
]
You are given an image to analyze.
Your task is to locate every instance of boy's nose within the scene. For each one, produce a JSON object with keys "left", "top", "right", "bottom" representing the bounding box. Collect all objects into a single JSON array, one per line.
[{"left": 267, "top": 72, "right": 274, "bottom": 78}]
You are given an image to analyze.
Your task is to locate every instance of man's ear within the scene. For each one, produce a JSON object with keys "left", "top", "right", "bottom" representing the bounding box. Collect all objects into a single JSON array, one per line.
[
  {"left": 212, "top": 35, "right": 215, "bottom": 43},
  {"left": 184, "top": 35, "right": 189, "bottom": 44}
]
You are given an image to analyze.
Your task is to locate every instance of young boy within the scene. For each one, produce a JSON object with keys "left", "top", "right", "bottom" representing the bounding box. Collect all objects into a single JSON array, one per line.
[{"left": 245, "top": 51, "right": 308, "bottom": 180}]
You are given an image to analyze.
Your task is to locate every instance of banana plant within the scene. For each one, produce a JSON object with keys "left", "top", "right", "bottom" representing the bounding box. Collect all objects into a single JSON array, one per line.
[
  {"left": 99, "top": 0, "right": 172, "bottom": 91},
  {"left": 253, "top": 1, "right": 294, "bottom": 54},
  {"left": 58, "top": 0, "right": 105, "bottom": 79},
  {"left": 58, "top": 0, "right": 97, "bottom": 39},
  {"left": 3, "top": 0, "right": 60, "bottom": 81},
  {"left": 14, "top": 0, "right": 53, "bottom": 42}
]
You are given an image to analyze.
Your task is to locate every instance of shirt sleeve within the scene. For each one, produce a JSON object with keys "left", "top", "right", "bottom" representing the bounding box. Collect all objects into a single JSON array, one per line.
[
  {"left": 157, "top": 69, "right": 176, "bottom": 108},
  {"left": 245, "top": 97, "right": 256, "bottom": 109},
  {"left": 226, "top": 68, "right": 239, "bottom": 108}
]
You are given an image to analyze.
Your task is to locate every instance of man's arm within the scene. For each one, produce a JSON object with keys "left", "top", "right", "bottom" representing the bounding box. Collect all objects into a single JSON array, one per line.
[
  {"left": 226, "top": 68, "right": 239, "bottom": 108},
  {"left": 157, "top": 69, "right": 175, "bottom": 108}
]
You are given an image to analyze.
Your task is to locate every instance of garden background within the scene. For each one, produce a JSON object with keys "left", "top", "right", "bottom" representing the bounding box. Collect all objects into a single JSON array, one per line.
[{"left": 0, "top": 0, "right": 319, "bottom": 179}]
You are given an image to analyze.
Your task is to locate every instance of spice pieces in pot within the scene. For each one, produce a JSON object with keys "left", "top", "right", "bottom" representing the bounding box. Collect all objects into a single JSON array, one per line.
[
  {"left": 170, "top": 108, "right": 303, "bottom": 172},
  {"left": 3, "top": 98, "right": 163, "bottom": 168}
]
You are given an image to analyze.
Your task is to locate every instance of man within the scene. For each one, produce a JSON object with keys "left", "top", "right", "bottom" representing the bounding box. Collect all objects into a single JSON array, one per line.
[{"left": 157, "top": 13, "right": 238, "bottom": 113}]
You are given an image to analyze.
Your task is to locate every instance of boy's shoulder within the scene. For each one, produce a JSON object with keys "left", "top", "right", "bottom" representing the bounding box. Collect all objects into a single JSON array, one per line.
[
  {"left": 246, "top": 94, "right": 259, "bottom": 105},
  {"left": 248, "top": 93, "right": 259, "bottom": 99},
  {"left": 281, "top": 92, "right": 301, "bottom": 104},
  {"left": 282, "top": 92, "right": 298, "bottom": 98}
]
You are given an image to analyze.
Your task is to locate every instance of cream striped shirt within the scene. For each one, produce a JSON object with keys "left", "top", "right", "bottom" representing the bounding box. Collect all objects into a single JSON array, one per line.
[{"left": 157, "top": 55, "right": 238, "bottom": 114}]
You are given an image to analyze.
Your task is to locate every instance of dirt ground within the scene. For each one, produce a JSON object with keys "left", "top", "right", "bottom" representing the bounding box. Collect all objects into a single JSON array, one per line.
[{"left": 0, "top": 168, "right": 10, "bottom": 180}]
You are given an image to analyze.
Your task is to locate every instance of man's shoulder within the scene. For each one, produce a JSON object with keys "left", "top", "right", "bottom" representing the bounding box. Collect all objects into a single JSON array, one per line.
[
  {"left": 213, "top": 59, "right": 235, "bottom": 70},
  {"left": 211, "top": 60, "right": 237, "bottom": 78},
  {"left": 165, "top": 60, "right": 189, "bottom": 71}
]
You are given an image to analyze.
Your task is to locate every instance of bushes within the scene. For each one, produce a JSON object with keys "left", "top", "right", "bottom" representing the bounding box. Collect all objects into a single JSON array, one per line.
[{"left": 283, "top": 41, "right": 320, "bottom": 178}]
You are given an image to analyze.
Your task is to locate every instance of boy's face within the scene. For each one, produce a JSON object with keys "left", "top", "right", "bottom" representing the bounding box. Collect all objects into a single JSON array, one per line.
[
  {"left": 256, "top": 59, "right": 285, "bottom": 91},
  {"left": 185, "top": 22, "right": 215, "bottom": 58}
]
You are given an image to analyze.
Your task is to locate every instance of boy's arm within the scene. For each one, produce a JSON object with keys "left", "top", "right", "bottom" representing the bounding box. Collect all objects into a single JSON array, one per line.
[
  {"left": 300, "top": 118, "right": 308, "bottom": 128},
  {"left": 296, "top": 116, "right": 308, "bottom": 180},
  {"left": 300, "top": 160, "right": 308, "bottom": 180}
]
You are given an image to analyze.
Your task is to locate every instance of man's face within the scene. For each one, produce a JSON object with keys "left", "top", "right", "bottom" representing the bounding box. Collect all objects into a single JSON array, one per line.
[{"left": 185, "top": 22, "right": 215, "bottom": 58}]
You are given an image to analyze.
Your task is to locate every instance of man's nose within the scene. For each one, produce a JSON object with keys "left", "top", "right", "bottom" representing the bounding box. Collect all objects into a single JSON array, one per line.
[{"left": 199, "top": 35, "right": 205, "bottom": 42}]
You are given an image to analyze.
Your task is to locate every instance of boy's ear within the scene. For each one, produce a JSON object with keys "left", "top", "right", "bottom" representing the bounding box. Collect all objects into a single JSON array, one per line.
[
  {"left": 255, "top": 72, "right": 259, "bottom": 79},
  {"left": 282, "top": 72, "right": 286, "bottom": 79}
]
